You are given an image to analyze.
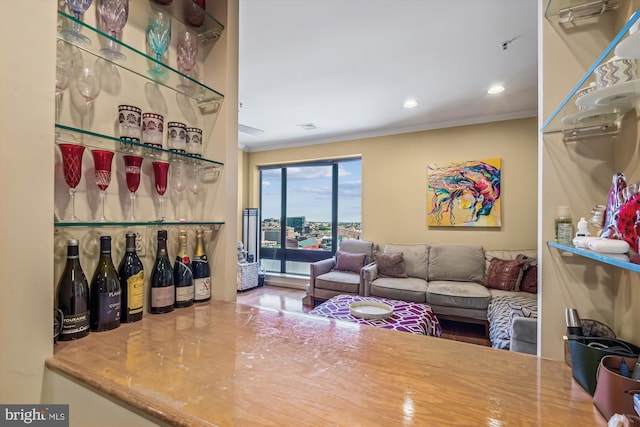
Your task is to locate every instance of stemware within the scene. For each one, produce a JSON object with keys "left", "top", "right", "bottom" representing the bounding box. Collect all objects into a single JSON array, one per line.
[
  {"left": 176, "top": 31, "right": 198, "bottom": 93},
  {"left": 187, "top": 163, "right": 203, "bottom": 218},
  {"left": 97, "top": 0, "right": 129, "bottom": 62},
  {"left": 123, "top": 155, "right": 143, "bottom": 221},
  {"left": 55, "top": 40, "right": 75, "bottom": 124},
  {"left": 58, "top": 143, "right": 85, "bottom": 222},
  {"left": 75, "top": 62, "right": 102, "bottom": 131},
  {"left": 152, "top": 161, "right": 170, "bottom": 221},
  {"left": 91, "top": 149, "right": 114, "bottom": 222},
  {"left": 170, "top": 160, "right": 187, "bottom": 221},
  {"left": 61, "top": 0, "right": 93, "bottom": 45},
  {"left": 147, "top": 11, "right": 171, "bottom": 77}
]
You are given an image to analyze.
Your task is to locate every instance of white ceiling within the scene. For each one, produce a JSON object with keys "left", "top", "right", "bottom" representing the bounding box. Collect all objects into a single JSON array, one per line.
[{"left": 238, "top": 0, "right": 538, "bottom": 152}]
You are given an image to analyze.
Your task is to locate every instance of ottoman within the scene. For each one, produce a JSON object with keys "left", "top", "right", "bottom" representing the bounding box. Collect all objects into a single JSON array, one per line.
[{"left": 309, "top": 294, "right": 442, "bottom": 337}]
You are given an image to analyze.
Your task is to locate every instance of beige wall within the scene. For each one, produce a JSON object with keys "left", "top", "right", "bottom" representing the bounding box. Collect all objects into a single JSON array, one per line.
[{"left": 244, "top": 117, "right": 538, "bottom": 251}]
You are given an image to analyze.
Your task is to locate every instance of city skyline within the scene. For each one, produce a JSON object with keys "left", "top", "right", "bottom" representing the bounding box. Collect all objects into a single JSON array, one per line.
[{"left": 261, "top": 160, "right": 362, "bottom": 223}]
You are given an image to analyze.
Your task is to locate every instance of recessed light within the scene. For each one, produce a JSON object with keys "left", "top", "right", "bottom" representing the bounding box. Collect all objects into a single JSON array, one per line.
[
  {"left": 488, "top": 85, "right": 505, "bottom": 94},
  {"left": 403, "top": 99, "right": 418, "bottom": 109}
]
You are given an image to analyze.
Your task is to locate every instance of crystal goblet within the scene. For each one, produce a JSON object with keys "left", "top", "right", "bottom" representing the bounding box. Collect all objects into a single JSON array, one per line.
[
  {"left": 123, "top": 155, "right": 143, "bottom": 221},
  {"left": 91, "top": 149, "right": 114, "bottom": 222},
  {"left": 170, "top": 160, "right": 187, "bottom": 221},
  {"left": 187, "top": 163, "right": 203, "bottom": 219},
  {"left": 75, "top": 63, "right": 102, "bottom": 131},
  {"left": 61, "top": 0, "right": 93, "bottom": 45},
  {"left": 152, "top": 161, "right": 170, "bottom": 221},
  {"left": 147, "top": 11, "right": 171, "bottom": 77},
  {"left": 58, "top": 143, "right": 85, "bottom": 222},
  {"left": 177, "top": 30, "right": 198, "bottom": 93},
  {"left": 55, "top": 40, "right": 75, "bottom": 125},
  {"left": 97, "top": 0, "right": 129, "bottom": 62}
]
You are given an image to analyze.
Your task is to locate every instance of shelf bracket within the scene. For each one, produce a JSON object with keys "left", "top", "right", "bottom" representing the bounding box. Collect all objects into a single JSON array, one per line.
[
  {"left": 562, "top": 122, "right": 620, "bottom": 142},
  {"left": 557, "top": 0, "right": 620, "bottom": 23}
]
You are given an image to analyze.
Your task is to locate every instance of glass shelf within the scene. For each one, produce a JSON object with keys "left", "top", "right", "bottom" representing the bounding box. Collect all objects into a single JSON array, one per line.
[
  {"left": 541, "top": 8, "right": 640, "bottom": 137},
  {"left": 545, "top": 0, "right": 620, "bottom": 23},
  {"left": 148, "top": 0, "right": 224, "bottom": 43},
  {"left": 55, "top": 220, "right": 224, "bottom": 229},
  {"left": 57, "top": 10, "right": 223, "bottom": 113},
  {"left": 55, "top": 124, "right": 223, "bottom": 167},
  {"left": 548, "top": 241, "right": 640, "bottom": 273}
]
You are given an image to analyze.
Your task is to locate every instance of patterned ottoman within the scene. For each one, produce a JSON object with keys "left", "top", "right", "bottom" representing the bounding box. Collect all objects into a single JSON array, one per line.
[{"left": 309, "top": 294, "right": 442, "bottom": 337}]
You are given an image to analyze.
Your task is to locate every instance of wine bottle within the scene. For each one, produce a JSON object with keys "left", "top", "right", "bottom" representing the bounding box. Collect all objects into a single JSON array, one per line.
[
  {"left": 174, "top": 230, "right": 194, "bottom": 308},
  {"left": 90, "top": 235, "right": 122, "bottom": 332},
  {"left": 193, "top": 228, "right": 211, "bottom": 302},
  {"left": 56, "top": 239, "right": 90, "bottom": 340},
  {"left": 118, "top": 233, "right": 144, "bottom": 322},
  {"left": 150, "top": 230, "right": 174, "bottom": 314}
]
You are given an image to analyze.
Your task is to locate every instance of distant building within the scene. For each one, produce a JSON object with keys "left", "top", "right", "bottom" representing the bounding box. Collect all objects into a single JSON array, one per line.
[
  {"left": 299, "top": 237, "right": 320, "bottom": 249},
  {"left": 287, "top": 216, "right": 305, "bottom": 233}
]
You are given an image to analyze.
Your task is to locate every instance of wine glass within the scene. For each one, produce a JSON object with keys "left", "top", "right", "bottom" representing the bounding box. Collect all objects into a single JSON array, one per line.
[
  {"left": 188, "top": 164, "right": 203, "bottom": 218},
  {"left": 91, "top": 149, "right": 114, "bottom": 222},
  {"left": 152, "top": 161, "right": 170, "bottom": 221},
  {"left": 61, "top": 0, "right": 93, "bottom": 45},
  {"left": 170, "top": 160, "right": 187, "bottom": 221},
  {"left": 75, "top": 62, "right": 102, "bottom": 131},
  {"left": 55, "top": 41, "right": 75, "bottom": 125},
  {"left": 97, "top": 0, "right": 129, "bottom": 62},
  {"left": 123, "top": 155, "right": 143, "bottom": 221},
  {"left": 58, "top": 143, "right": 85, "bottom": 222},
  {"left": 147, "top": 11, "right": 171, "bottom": 77},
  {"left": 176, "top": 31, "right": 198, "bottom": 93}
]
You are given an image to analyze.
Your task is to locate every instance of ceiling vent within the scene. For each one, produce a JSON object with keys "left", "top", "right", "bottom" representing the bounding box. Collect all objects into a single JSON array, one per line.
[{"left": 297, "top": 123, "right": 319, "bottom": 131}]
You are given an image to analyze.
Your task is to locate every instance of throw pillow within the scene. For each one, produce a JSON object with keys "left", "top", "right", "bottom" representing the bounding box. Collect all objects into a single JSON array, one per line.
[
  {"left": 509, "top": 303, "right": 537, "bottom": 325},
  {"left": 516, "top": 254, "right": 538, "bottom": 294},
  {"left": 428, "top": 244, "right": 485, "bottom": 282},
  {"left": 374, "top": 252, "right": 408, "bottom": 278},
  {"left": 484, "top": 258, "right": 527, "bottom": 291},
  {"left": 334, "top": 251, "right": 367, "bottom": 273}
]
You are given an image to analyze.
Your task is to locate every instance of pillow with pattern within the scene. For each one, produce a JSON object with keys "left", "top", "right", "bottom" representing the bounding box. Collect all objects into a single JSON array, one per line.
[
  {"left": 509, "top": 303, "right": 537, "bottom": 324},
  {"left": 484, "top": 258, "right": 527, "bottom": 291},
  {"left": 334, "top": 251, "right": 367, "bottom": 273},
  {"left": 374, "top": 252, "right": 408, "bottom": 278},
  {"left": 516, "top": 254, "right": 538, "bottom": 294}
]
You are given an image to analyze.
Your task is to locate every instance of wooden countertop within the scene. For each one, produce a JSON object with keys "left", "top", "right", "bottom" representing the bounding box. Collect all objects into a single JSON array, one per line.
[{"left": 47, "top": 301, "right": 606, "bottom": 426}]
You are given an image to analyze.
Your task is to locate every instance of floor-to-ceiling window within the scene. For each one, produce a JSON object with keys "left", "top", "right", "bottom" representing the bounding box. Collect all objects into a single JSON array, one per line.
[{"left": 260, "top": 158, "right": 362, "bottom": 276}]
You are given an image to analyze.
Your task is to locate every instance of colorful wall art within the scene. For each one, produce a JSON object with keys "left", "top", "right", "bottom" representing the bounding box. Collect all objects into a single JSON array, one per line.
[{"left": 427, "top": 158, "right": 502, "bottom": 227}]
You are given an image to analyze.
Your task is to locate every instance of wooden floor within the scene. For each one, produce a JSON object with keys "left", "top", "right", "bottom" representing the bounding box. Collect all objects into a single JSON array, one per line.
[{"left": 237, "top": 285, "right": 491, "bottom": 346}]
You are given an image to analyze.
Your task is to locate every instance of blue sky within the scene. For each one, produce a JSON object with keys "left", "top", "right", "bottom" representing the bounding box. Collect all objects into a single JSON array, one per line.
[{"left": 261, "top": 159, "right": 362, "bottom": 223}]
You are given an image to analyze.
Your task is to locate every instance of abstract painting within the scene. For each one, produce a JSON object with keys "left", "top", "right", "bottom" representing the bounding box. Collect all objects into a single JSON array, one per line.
[{"left": 427, "top": 158, "right": 501, "bottom": 227}]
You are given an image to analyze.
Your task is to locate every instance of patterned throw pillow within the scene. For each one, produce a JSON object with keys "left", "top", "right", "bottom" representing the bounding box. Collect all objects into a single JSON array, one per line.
[
  {"left": 484, "top": 258, "right": 527, "bottom": 291},
  {"left": 374, "top": 252, "right": 408, "bottom": 278},
  {"left": 516, "top": 254, "right": 538, "bottom": 294},
  {"left": 509, "top": 302, "right": 537, "bottom": 324},
  {"left": 334, "top": 251, "right": 367, "bottom": 273}
]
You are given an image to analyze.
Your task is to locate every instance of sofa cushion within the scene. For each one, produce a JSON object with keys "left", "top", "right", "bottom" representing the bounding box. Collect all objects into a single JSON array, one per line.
[
  {"left": 335, "top": 251, "right": 366, "bottom": 273},
  {"left": 516, "top": 254, "right": 538, "bottom": 294},
  {"left": 370, "top": 277, "right": 427, "bottom": 303},
  {"left": 374, "top": 252, "right": 408, "bottom": 278},
  {"left": 315, "top": 271, "right": 361, "bottom": 294},
  {"left": 426, "top": 281, "right": 491, "bottom": 310},
  {"left": 428, "top": 244, "right": 485, "bottom": 283},
  {"left": 484, "top": 258, "right": 527, "bottom": 291},
  {"left": 384, "top": 244, "right": 429, "bottom": 279}
]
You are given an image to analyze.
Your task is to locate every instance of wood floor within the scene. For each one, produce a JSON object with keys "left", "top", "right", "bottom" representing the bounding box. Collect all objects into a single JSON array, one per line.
[{"left": 236, "top": 285, "right": 491, "bottom": 347}]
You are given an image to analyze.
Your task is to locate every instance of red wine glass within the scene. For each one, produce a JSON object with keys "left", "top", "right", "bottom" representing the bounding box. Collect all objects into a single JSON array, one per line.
[
  {"left": 123, "top": 155, "right": 143, "bottom": 221},
  {"left": 58, "top": 143, "right": 85, "bottom": 222},
  {"left": 91, "top": 149, "right": 114, "bottom": 221},
  {"left": 152, "top": 161, "right": 170, "bottom": 221}
]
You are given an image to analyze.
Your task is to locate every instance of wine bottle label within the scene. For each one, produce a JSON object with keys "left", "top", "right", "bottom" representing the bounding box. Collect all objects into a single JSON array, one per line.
[
  {"left": 61, "top": 310, "right": 89, "bottom": 335},
  {"left": 194, "top": 277, "right": 211, "bottom": 300},
  {"left": 100, "top": 291, "right": 121, "bottom": 324},
  {"left": 176, "top": 285, "right": 194, "bottom": 302},
  {"left": 127, "top": 271, "right": 144, "bottom": 315},
  {"left": 151, "top": 285, "right": 175, "bottom": 307}
]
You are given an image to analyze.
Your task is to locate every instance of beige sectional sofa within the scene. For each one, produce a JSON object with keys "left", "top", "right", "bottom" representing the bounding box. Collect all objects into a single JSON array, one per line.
[{"left": 362, "top": 244, "right": 538, "bottom": 353}]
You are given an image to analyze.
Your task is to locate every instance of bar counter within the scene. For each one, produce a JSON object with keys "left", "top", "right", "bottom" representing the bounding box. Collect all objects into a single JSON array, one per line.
[{"left": 47, "top": 301, "right": 606, "bottom": 426}]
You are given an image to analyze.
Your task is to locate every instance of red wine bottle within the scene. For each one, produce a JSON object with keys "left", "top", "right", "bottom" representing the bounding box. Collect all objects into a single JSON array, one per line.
[
  {"left": 193, "top": 228, "right": 211, "bottom": 302},
  {"left": 150, "top": 230, "right": 174, "bottom": 314},
  {"left": 90, "top": 236, "right": 122, "bottom": 332},
  {"left": 56, "top": 239, "right": 90, "bottom": 340},
  {"left": 118, "top": 233, "right": 144, "bottom": 322},
  {"left": 174, "top": 230, "right": 194, "bottom": 308}
]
